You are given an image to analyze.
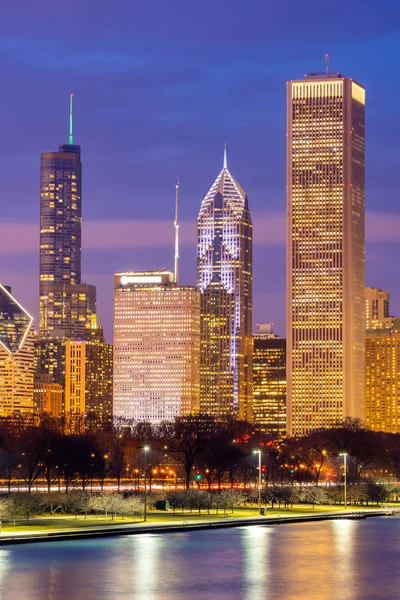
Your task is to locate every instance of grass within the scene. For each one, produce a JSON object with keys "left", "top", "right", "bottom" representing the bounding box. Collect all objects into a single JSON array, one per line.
[{"left": 0, "top": 504, "right": 386, "bottom": 534}]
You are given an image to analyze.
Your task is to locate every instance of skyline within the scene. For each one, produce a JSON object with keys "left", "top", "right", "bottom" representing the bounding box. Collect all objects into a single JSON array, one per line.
[{"left": 2, "top": 1, "right": 400, "bottom": 342}]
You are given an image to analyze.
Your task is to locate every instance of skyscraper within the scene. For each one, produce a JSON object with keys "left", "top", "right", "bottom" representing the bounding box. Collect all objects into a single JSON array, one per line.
[
  {"left": 64, "top": 327, "right": 113, "bottom": 425},
  {"left": 253, "top": 325, "right": 286, "bottom": 436},
  {"left": 0, "top": 285, "right": 34, "bottom": 414},
  {"left": 113, "top": 270, "right": 200, "bottom": 423},
  {"left": 39, "top": 95, "right": 96, "bottom": 338},
  {"left": 197, "top": 150, "right": 253, "bottom": 421},
  {"left": 287, "top": 72, "right": 365, "bottom": 436},
  {"left": 366, "top": 319, "right": 400, "bottom": 433},
  {"left": 365, "top": 287, "right": 390, "bottom": 330}
]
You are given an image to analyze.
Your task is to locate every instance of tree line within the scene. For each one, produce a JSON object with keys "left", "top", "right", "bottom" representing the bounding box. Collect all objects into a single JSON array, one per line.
[{"left": 0, "top": 414, "right": 398, "bottom": 492}]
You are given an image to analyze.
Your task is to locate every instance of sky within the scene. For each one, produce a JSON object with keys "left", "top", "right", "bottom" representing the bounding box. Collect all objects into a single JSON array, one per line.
[{"left": 1, "top": 0, "right": 400, "bottom": 343}]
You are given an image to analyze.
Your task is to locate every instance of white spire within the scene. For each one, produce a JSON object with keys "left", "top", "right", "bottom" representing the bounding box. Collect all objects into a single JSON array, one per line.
[
  {"left": 174, "top": 178, "right": 180, "bottom": 284},
  {"left": 223, "top": 143, "right": 227, "bottom": 169}
]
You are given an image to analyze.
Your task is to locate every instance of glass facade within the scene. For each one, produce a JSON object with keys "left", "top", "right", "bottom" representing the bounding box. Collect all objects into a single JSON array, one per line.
[
  {"left": 197, "top": 159, "right": 252, "bottom": 421},
  {"left": 113, "top": 271, "right": 200, "bottom": 423},
  {"left": 0, "top": 284, "right": 34, "bottom": 414},
  {"left": 253, "top": 337, "right": 286, "bottom": 436},
  {"left": 39, "top": 142, "right": 97, "bottom": 338},
  {"left": 287, "top": 74, "right": 366, "bottom": 435}
]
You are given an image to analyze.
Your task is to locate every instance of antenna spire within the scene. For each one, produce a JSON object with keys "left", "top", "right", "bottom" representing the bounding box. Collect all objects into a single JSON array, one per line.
[
  {"left": 69, "top": 93, "right": 74, "bottom": 145},
  {"left": 325, "top": 54, "right": 329, "bottom": 75},
  {"left": 223, "top": 143, "right": 227, "bottom": 169},
  {"left": 174, "top": 178, "right": 180, "bottom": 284}
]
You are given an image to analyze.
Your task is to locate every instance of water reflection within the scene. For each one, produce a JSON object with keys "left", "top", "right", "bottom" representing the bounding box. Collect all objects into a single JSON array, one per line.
[
  {"left": 0, "top": 548, "right": 10, "bottom": 597},
  {"left": 243, "top": 526, "right": 270, "bottom": 600},
  {"left": 0, "top": 519, "right": 399, "bottom": 599},
  {"left": 132, "top": 534, "right": 163, "bottom": 600}
]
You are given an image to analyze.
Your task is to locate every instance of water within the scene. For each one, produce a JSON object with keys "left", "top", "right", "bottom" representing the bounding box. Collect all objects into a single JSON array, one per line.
[{"left": 0, "top": 518, "right": 399, "bottom": 600}]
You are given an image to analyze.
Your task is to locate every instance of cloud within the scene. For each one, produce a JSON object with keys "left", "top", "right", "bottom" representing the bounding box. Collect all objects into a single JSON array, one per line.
[{"left": 1, "top": 212, "right": 400, "bottom": 256}]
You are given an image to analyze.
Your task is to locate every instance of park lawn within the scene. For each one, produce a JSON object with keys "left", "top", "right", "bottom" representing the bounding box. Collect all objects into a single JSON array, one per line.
[{"left": 0, "top": 503, "right": 383, "bottom": 533}]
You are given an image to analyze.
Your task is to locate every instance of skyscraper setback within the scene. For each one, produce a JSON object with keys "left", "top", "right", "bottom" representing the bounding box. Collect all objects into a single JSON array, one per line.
[
  {"left": 197, "top": 150, "right": 253, "bottom": 421},
  {"left": 39, "top": 95, "right": 96, "bottom": 338},
  {"left": 287, "top": 72, "right": 366, "bottom": 435}
]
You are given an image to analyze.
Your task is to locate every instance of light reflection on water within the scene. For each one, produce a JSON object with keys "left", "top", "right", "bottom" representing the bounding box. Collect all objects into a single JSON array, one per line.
[{"left": 0, "top": 518, "right": 399, "bottom": 600}]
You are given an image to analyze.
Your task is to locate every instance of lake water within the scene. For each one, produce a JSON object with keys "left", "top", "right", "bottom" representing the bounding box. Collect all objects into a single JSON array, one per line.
[{"left": 0, "top": 518, "right": 399, "bottom": 599}]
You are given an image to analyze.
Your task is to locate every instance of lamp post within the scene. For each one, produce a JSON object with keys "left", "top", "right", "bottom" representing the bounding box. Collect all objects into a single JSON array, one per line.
[
  {"left": 339, "top": 452, "right": 348, "bottom": 510},
  {"left": 253, "top": 449, "right": 262, "bottom": 511},
  {"left": 142, "top": 446, "right": 150, "bottom": 522}
]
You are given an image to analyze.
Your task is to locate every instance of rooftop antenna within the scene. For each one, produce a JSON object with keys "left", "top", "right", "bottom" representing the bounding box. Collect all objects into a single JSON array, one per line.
[
  {"left": 325, "top": 54, "right": 329, "bottom": 76},
  {"left": 174, "top": 178, "right": 180, "bottom": 284},
  {"left": 223, "top": 143, "right": 227, "bottom": 169},
  {"left": 69, "top": 93, "right": 74, "bottom": 145}
]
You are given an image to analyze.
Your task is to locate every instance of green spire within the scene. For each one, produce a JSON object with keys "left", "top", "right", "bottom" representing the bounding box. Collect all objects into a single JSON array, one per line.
[{"left": 69, "top": 93, "right": 73, "bottom": 145}]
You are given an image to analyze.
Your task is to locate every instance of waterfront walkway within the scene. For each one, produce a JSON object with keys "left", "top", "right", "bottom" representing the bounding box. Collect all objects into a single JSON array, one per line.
[{"left": 0, "top": 509, "right": 393, "bottom": 546}]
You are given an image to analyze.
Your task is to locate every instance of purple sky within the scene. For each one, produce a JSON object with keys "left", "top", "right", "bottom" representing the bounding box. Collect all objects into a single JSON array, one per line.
[{"left": 1, "top": 1, "right": 400, "bottom": 343}]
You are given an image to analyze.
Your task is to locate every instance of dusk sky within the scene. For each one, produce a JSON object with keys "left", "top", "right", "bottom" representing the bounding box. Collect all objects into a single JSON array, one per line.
[{"left": 1, "top": 0, "right": 400, "bottom": 342}]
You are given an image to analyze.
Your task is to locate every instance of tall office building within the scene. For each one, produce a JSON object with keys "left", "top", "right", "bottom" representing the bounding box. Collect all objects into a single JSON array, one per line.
[
  {"left": 365, "top": 287, "right": 390, "bottom": 330},
  {"left": 287, "top": 72, "right": 366, "bottom": 436},
  {"left": 0, "top": 285, "right": 34, "bottom": 414},
  {"left": 253, "top": 330, "right": 286, "bottom": 436},
  {"left": 113, "top": 271, "right": 200, "bottom": 423},
  {"left": 39, "top": 96, "right": 96, "bottom": 338},
  {"left": 64, "top": 327, "right": 113, "bottom": 424},
  {"left": 34, "top": 374, "right": 63, "bottom": 416},
  {"left": 197, "top": 150, "right": 253, "bottom": 421},
  {"left": 366, "top": 319, "right": 400, "bottom": 433}
]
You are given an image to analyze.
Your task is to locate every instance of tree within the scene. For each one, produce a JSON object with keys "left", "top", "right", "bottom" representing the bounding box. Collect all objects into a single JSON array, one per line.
[
  {"left": 66, "top": 491, "right": 92, "bottom": 519},
  {"left": 123, "top": 495, "right": 143, "bottom": 520},
  {"left": 159, "top": 416, "right": 224, "bottom": 489},
  {"left": 300, "top": 486, "right": 328, "bottom": 509}
]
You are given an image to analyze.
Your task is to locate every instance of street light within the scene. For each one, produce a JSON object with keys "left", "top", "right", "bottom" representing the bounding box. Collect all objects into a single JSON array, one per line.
[
  {"left": 141, "top": 446, "right": 150, "bottom": 522},
  {"left": 339, "top": 452, "right": 348, "bottom": 510},
  {"left": 253, "top": 449, "right": 262, "bottom": 511}
]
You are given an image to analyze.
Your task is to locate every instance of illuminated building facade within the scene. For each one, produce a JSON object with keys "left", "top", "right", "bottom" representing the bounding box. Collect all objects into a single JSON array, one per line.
[
  {"left": 287, "top": 73, "right": 366, "bottom": 435},
  {"left": 197, "top": 151, "right": 253, "bottom": 421},
  {"left": 366, "top": 319, "right": 400, "bottom": 433},
  {"left": 113, "top": 271, "right": 200, "bottom": 423},
  {"left": 253, "top": 334, "right": 286, "bottom": 436},
  {"left": 34, "top": 336, "right": 66, "bottom": 389},
  {"left": 34, "top": 374, "right": 63, "bottom": 416},
  {"left": 39, "top": 98, "right": 97, "bottom": 339},
  {"left": 365, "top": 287, "right": 390, "bottom": 330},
  {"left": 65, "top": 340, "right": 86, "bottom": 416},
  {"left": 83, "top": 326, "right": 113, "bottom": 423},
  {"left": 39, "top": 283, "right": 96, "bottom": 339},
  {"left": 200, "top": 279, "right": 233, "bottom": 416},
  {"left": 0, "top": 284, "right": 34, "bottom": 414}
]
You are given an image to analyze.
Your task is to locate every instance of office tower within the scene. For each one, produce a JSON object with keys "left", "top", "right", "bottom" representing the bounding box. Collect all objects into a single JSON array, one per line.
[
  {"left": 287, "top": 72, "right": 366, "bottom": 436},
  {"left": 34, "top": 336, "right": 66, "bottom": 389},
  {"left": 197, "top": 150, "right": 253, "bottom": 421},
  {"left": 113, "top": 270, "right": 200, "bottom": 423},
  {"left": 365, "top": 287, "right": 390, "bottom": 330},
  {"left": 39, "top": 96, "right": 97, "bottom": 338},
  {"left": 64, "top": 327, "right": 113, "bottom": 425},
  {"left": 40, "top": 283, "right": 96, "bottom": 339},
  {"left": 366, "top": 319, "right": 400, "bottom": 433},
  {"left": 253, "top": 335, "right": 286, "bottom": 436},
  {"left": 65, "top": 340, "right": 86, "bottom": 417},
  {"left": 0, "top": 284, "right": 34, "bottom": 414},
  {"left": 254, "top": 323, "right": 279, "bottom": 340},
  {"left": 34, "top": 374, "right": 63, "bottom": 416}
]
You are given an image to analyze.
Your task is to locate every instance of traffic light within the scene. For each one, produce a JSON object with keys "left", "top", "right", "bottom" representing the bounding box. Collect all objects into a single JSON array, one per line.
[{"left": 195, "top": 473, "right": 202, "bottom": 482}]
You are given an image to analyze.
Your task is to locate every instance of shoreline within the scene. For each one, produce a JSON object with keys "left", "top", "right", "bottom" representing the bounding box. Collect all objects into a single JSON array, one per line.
[{"left": 0, "top": 509, "right": 393, "bottom": 546}]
